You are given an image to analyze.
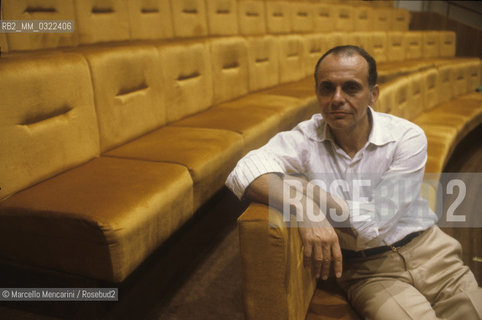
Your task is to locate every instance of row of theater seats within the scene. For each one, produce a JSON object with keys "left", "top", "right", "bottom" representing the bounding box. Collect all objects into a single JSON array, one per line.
[
  {"left": 0, "top": 0, "right": 409, "bottom": 52},
  {"left": 0, "top": 27, "right": 479, "bottom": 283},
  {"left": 378, "top": 58, "right": 481, "bottom": 121},
  {"left": 238, "top": 63, "right": 482, "bottom": 320}
]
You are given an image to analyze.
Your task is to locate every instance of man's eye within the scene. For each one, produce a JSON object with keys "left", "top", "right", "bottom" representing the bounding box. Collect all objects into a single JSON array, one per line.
[
  {"left": 343, "top": 83, "right": 361, "bottom": 94},
  {"left": 319, "top": 85, "right": 334, "bottom": 95}
]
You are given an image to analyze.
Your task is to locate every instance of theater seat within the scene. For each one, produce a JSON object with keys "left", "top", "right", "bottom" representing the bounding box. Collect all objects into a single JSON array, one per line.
[
  {"left": 3, "top": 0, "right": 78, "bottom": 50},
  {"left": 0, "top": 157, "right": 193, "bottom": 282},
  {"left": 127, "top": 0, "right": 174, "bottom": 40},
  {"left": 278, "top": 35, "right": 306, "bottom": 84},
  {"left": 246, "top": 35, "right": 280, "bottom": 92},
  {"left": 265, "top": 1, "right": 291, "bottom": 34},
  {"left": 354, "top": 6, "right": 372, "bottom": 31},
  {"left": 170, "top": 0, "right": 208, "bottom": 37},
  {"left": 206, "top": 0, "right": 238, "bottom": 36},
  {"left": 237, "top": 0, "right": 266, "bottom": 35},
  {"left": 334, "top": 5, "right": 355, "bottom": 32},
  {"left": 291, "top": 2, "right": 314, "bottom": 33},
  {"left": 105, "top": 126, "right": 243, "bottom": 211},
  {"left": 313, "top": 3, "right": 335, "bottom": 33},
  {"left": 157, "top": 40, "right": 214, "bottom": 122},
  {"left": 75, "top": 0, "right": 130, "bottom": 44},
  {"left": 439, "top": 31, "right": 456, "bottom": 58}
]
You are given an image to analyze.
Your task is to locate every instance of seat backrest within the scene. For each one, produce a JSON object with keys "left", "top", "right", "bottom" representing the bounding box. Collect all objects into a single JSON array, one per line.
[
  {"left": 0, "top": 53, "right": 99, "bottom": 199},
  {"left": 323, "top": 32, "right": 347, "bottom": 51},
  {"left": 437, "top": 64, "right": 454, "bottom": 105},
  {"left": 422, "top": 31, "right": 440, "bottom": 59},
  {"left": 2, "top": 0, "right": 78, "bottom": 51},
  {"left": 237, "top": 0, "right": 266, "bottom": 35},
  {"left": 209, "top": 37, "right": 249, "bottom": 104},
  {"left": 439, "top": 31, "right": 456, "bottom": 58},
  {"left": 404, "top": 31, "right": 423, "bottom": 60},
  {"left": 391, "top": 8, "right": 410, "bottom": 31},
  {"left": 354, "top": 6, "right": 372, "bottom": 31},
  {"left": 373, "top": 8, "right": 391, "bottom": 31},
  {"left": 423, "top": 68, "right": 439, "bottom": 111},
  {"left": 303, "top": 34, "right": 324, "bottom": 78},
  {"left": 127, "top": 0, "right": 174, "bottom": 40},
  {"left": 387, "top": 31, "right": 405, "bottom": 62},
  {"left": 170, "top": 0, "right": 208, "bottom": 37},
  {"left": 347, "top": 32, "right": 369, "bottom": 51},
  {"left": 451, "top": 62, "right": 468, "bottom": 98},
  {"left": 291, "top": 2, "right": 314, "bottom": 33},
  {"left": 246, "top": 35, "right": 280, "bottom": 92},
  {"left": 206, "top": 0, "right": 238, "bottom": 36},
  {"left": 392, "top": 76, "right": 410, "bottom": 119},
  {"left": 367, "top": 31, "right": 387, "bottom": 63},
  {"left": 465, "top": 59, "right": 481, "bottom": 92},
  {"left": 313, "top": 3, "right": 335, "bottom": 33},
  {"left": 278, "top": 35, "right": 305, "bottom": 84},
  {"left": 158, "top": 41, "right": 214, "bottom": 122},
  {"left": 83, "top": 45, "right": 166, "bottom": 151},
  {"left": 75, "top": 0, "right": 129, "bottom": 44},
  {"left": 407, "top": 72, "right": 425, "bottom": 120},
  {"left": 376, "top": 82, "right": 396, "bottom": 114},
  {"left": 334, "top": 5, "right": 354, "bottom": 32},
  {"left": 265, "top": 1, "right": 291, "bottom": 34}
]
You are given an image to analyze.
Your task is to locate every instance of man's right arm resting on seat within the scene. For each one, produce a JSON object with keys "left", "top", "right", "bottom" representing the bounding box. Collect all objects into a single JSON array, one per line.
[{"left": 244, "top": 172, "right": 348, "bottom": 280}]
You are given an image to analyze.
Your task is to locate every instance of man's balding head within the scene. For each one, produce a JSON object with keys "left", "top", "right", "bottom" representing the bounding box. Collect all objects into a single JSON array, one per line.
[{"left": 314, "top": 46, "right": 378, "bottom": 90}]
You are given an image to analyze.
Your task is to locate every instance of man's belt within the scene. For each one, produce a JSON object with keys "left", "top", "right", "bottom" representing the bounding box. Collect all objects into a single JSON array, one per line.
[{"left": 342, "top": 230, "right": 424, "bottom": 260}]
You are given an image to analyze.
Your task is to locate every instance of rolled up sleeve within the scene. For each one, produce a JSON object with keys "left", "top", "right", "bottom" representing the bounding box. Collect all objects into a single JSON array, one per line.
[{"left": 226, "top": 129, "right": 308, "bottom": 200}]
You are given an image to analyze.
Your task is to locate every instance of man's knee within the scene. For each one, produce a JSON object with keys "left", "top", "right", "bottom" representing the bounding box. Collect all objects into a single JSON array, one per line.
[
  {"left": 348, "top": 280, "right": 438, "bottom": 320},
  {"left": 433, "top": 287, "right": 482, "bottom": 320}
]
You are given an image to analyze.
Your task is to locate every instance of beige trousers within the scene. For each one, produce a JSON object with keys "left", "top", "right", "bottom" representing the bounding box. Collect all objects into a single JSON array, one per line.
[{"left": 338, "top": 226, "right": 482, "bottom": 320}]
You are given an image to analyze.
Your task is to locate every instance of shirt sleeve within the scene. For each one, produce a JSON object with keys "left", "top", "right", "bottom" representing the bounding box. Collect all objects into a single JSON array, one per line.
[
  {"left": 346, "top": 125, "right": 428, "bottom": 246},
  {"left": 225, "top": 128, "right": 308, "bottom": 200}
]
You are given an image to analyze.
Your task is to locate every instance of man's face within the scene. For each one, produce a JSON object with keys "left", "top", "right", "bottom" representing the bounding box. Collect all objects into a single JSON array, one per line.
[{"left": 315, "top": 53, "right": 378, "bottom": 131}]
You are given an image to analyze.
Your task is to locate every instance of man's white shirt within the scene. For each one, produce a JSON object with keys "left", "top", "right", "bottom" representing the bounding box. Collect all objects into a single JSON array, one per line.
[{"left": 226, "top": 107, "right": 438, "bottom": 251}]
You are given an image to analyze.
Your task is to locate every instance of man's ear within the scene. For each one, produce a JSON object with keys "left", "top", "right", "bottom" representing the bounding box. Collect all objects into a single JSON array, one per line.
[{"left": 369, "top": 84, "right": 379, "bottom": 106}]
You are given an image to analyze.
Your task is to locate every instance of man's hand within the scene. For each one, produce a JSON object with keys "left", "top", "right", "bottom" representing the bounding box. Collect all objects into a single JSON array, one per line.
[
  {"left": 299, "top": 220, "right": 343, "bottom": 280},
  {"left": 245, "top": 173, "right": 344, "bottom": 280}
]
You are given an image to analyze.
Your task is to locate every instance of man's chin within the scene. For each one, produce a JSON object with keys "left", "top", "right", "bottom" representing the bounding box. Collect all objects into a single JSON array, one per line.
[{"left": 326, "top": 119, "right": 352, "bottom": 130}]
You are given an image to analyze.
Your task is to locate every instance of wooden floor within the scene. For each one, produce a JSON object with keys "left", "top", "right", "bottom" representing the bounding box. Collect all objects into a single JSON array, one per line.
[{"left": 0, "top": 125, "right": 480, "bottom": 320}]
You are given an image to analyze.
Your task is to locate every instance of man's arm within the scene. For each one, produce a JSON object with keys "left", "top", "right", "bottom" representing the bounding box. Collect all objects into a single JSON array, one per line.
[{"left": 245, "top": 173, "right": 343, "bottom": 280}]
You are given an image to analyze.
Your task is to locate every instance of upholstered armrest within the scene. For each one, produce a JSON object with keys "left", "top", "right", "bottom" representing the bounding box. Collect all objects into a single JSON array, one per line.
[{"left": 238, "top": 202, "right": 317, "bottom": 320}]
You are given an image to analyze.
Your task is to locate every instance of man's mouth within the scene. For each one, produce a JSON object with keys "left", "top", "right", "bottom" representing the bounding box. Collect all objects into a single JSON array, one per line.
[{"left": 329, "top": 112, "right": 350, "bottom": 116}]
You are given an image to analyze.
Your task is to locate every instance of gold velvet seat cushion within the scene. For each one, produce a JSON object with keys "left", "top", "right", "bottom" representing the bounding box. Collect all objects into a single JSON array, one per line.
[
  {"left": 415, "top": 113, "right": 470, "bottom": 134},
  {"left": 172, "top": 102, "right": 284, "bottom": 153},
  {"left": 420, "top": 125, "right": 458, "bottom": 173},
  {"left": 0, "top": 157, "right": 193, "bottom": 283},
  {"left": 261, "top": 77, "right": 316, "bottom": 100},
  {"left": 416, "top": 97, "right": 482, "bottom": 141},
  {"left": 378, "top": 60, "right": 436, "bottom": 83},
  {"left": 259, "top": 77, "right": 319, "bottom": 116},
  {"left": 104, "top": 126, "right": 244, "bottom": 211},
  {"left": 457, "top": 92, "right": 482, "bottom": 102},
  {"left": 217, "top": 93, "right": 314, "bottom": 132}
]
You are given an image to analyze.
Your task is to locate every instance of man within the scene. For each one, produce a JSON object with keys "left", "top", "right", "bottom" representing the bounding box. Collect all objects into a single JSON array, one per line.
[{"left": 226, "top": 46, "right": 481, "bottom": 319}]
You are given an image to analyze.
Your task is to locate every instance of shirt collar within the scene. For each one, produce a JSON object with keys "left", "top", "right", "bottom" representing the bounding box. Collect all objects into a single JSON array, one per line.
[{"left": 312, "top": 106, "right": 396, "bottom": 146}]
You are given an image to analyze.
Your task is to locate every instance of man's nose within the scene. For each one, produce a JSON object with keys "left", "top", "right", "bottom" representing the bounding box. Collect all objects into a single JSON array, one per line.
[{"left": 331, "top": 87, "right": 344, "bottom": 106}]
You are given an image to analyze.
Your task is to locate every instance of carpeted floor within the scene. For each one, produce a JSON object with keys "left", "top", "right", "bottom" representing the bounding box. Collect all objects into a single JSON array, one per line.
[{"left": 153, "top": 227, "right": 244, "bottom": 320}]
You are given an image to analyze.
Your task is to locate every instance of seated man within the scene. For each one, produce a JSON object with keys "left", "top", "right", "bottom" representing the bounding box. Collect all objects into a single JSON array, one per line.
[{"left": 226, "top": 45, "right": 482, "bottom": 319}]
